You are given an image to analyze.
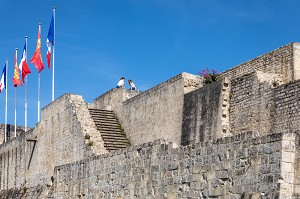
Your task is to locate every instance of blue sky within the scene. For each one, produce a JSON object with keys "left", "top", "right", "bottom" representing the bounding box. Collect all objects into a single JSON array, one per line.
[{"left": 0, "top": 0, "right": 299, "bottom": 127}]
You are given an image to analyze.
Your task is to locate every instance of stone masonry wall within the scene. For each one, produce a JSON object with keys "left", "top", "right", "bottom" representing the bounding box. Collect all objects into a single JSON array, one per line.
[
  {"left": 229, "top": 72, "right": 264, "bottom": 132},
  {"left": 93, "top": 73, "right": 202, "bottom": 146},
  {"left": 181, "top": 77, "right": 232, "bottom": 145},
  {"left": 220, "top": 42, "right": 300, "bottom": 83},
  {"left": 0, "top": 124, "right": 28, "bottom": 145},
  {"left": 293, "top": 43, "right": 300, "bottom": 80},
  {"left": 272, "top": 80, "right": 300, "bottom": 134},
  {"left": 229, "top": 72, "right": 300, "bottom": 135},
  {"left": 181, "top": 80, "right": 222, "bottom": 145},
  {"left": 121, "top": 74, "right": 185, "bottom": 145},
  {"left": 0, "top": 94, "right": 107, "bottom": 193},
  {"left": 93, "top": 87, "right": 127, "bottom": 113},
  {"left": 49, "top": 132, "right": 299, "bottom": 199},
  {"left": 293, "top": 131, "right": 300, "bottom": 198}
]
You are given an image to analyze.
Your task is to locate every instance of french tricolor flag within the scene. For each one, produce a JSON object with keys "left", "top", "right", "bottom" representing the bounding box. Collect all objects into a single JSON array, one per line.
[
  {"left": 0, "top": 64, "right": 6, "bottom": 92},
  {"left": 19, "top": 40, "right": 31, "bottom": 82},
  {"left": 46, "top": 15, "right": 54, "bottom": 68}
]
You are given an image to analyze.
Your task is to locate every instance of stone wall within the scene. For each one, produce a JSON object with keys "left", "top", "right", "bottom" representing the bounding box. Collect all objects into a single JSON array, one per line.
[
  {"left": 293, "top": 43, "right": 300, "bottom": 80},
  {"left": 0, "top": 124, "right": 29, "bottom": 145},
  {"left": 93, "top": 73, "right": 202, "bottom": 146},
  {"left": 48, "top": 132, "right": 298, "bottom": 199},
  {"left": 0, "top": 185, "right": 47, "bottom": 199},
  {"left": 273, "top": 80, "right": 300, "bottom": 133},
  {"left": 220, "top": 42, "right": 300, "bottom": 83},
  {"left": 0, "top": 94, "right": 106, "bottom": 192},
  {"left": 229, "top": 72, "right": 300, "bottom": 135},
  {"left": 181, "top": 78, "right": 231, "bottom": 145}
]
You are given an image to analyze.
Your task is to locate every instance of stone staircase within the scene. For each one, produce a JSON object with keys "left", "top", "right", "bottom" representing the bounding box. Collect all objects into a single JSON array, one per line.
[{"left": 88, "top": 108, "right": 131, "bottom": 151}]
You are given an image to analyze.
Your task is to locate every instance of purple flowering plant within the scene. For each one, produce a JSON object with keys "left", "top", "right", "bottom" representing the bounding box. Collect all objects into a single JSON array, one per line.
[{"left": 198, "top": 67, "right": 218, "bottom": 85}]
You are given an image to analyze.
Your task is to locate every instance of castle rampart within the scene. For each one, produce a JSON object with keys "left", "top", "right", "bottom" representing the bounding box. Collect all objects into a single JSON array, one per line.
[{"left": 0, "top": 42, "right": 300, "bottom": 198}]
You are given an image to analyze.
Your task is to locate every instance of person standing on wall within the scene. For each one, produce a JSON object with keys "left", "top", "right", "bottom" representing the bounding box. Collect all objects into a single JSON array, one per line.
[
  {"left": 128, "top": 79, "right": 136, "bottom": 90},
  {"left": 116, "top": 77, "right": 125, "bottom": 88}
]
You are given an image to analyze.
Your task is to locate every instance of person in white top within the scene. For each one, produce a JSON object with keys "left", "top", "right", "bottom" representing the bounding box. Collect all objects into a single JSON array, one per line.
[
  {"left": 116, "top": 77, "right": 125, "bottom": 88},
  {"left": 128, "top": 79, "right": 136, "bottom": 90}
]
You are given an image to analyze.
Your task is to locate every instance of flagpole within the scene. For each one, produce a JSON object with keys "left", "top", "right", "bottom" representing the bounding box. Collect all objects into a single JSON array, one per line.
[
  {"left": 38, "top": 72, "right": 40, "bottom": 122},
  {"left": 52, "top": 6, "right": 56, "bottom": 102},
  {"left": 14, "top": 48, "right": 18, "bottom": 137},
  {"left": 37, "top": 23, "right": 41, "bottom": 123},
  {"left": 4, "top": 59, "right": 8, "bottom": 142},
  {"left": 25, "top": 36, "right": 28, "bottom": 132}
]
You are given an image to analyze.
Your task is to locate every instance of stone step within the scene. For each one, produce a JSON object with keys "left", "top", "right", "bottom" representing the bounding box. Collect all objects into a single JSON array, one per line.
[
  {"left": 94, "top": 121, "right": 119, "bottom": 127},
  {"left": 103, "top": 142, "right": 130, "bottom": 147},
  {"left": 90, "top": 114, "right": 116, "bottom": 119},
  {"left": 97, "top": 126, "right": 122, "bottom": 131},
  {"left": 103, "top": 141, "right": 129, "bottom": 147},
  {"left": 94, "top": 119, "right": 120, "bottom": 124},
  {"left": 104, "top": 143, "right": 129, "bottom": 148},
  {"left": 94, "top": 121, "right": 120, "bottom": 126},
  {"left": 102, "top": 137, "right": 129, "bottom": 142},
  {"left": 96, "top": 125, "right": 122, "bottom": 133},
  {"left": 100, "top": 132, "right": 126, "bottom": 137},
  {"left": 96, "top": 125, "right": 121, "bottom": 131},
  {"left": 89, "top": 111, "right": 116, "bottom": 115},
  {"left": 89, "top": 108, "right": 114, "bottom": 113},
  {"left": 95, "top": 123, "right": 120, "bottom": 128},
  {"left": 92, "top": 117, "right": 119, "bottom": 122},
  {"left": 106, "top": 146, "right": 128, "bottom": 151},
  {"left": 104, "top": 142, "right": 130, "bottom": 147},
  {"left": 88, "top": 108, "right": 131, "bottom": 151},
  {"left": 89, "top": 110, "right": 115, "bottom": 116}
]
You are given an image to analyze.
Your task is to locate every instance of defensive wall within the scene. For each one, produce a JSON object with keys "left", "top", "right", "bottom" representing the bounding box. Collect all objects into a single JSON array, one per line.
[
  {"left": 0, "top": 42, "right": 300, "bottom": 198},
  {"left": 49, "top": 132, "right": 299, "bottom": 198},
  {"left": 0, "top": 94, "right": 107, "bottom": 196}
]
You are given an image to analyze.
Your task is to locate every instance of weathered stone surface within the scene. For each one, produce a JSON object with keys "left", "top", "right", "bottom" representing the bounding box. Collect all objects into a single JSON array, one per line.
[{"left": 47, "top": 132, "right": 296, "bottom": 198}]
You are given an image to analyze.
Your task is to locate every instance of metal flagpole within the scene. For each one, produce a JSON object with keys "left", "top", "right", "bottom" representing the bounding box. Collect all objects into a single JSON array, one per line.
[
  {"left": 38, "top": 23, "right": 41, "bottom": 123},
  {"left": 14, "top": 48, "right": 18, "bottom": 137},
  {"left": 25, "top": 36, "right": 28, "bottom": 132},
  {"left": 38, "top": 72, "right": 40, "bottom": 122},
  {"left": 52, "top": 6, "right": 56, "bottom": 102},
  {"left": 4, "top": 59, "right": 8, "bottom": 142}
]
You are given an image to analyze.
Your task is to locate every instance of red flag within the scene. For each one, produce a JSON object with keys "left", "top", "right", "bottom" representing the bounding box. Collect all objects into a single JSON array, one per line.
[
  {"left": 12, "top": 50, "right": 22, "bottom": 87},
  {"left": 30, "top": 25, "right": 44, "bottom": 73}
]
